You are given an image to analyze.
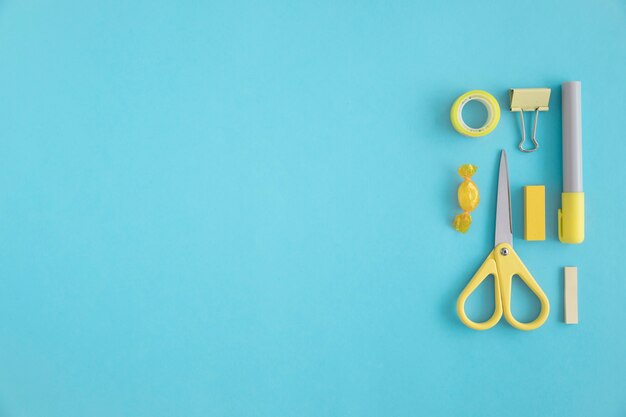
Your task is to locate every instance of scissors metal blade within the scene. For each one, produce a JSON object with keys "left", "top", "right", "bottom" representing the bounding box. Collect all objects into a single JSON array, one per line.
[{"left": 494, "top": 150, "right": 513, "bottom": 247}]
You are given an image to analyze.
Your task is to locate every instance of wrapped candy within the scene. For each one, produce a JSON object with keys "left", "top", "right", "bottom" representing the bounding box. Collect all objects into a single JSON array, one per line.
[{"left": 453, "top": 164, "right": 479, "bottom": 233}]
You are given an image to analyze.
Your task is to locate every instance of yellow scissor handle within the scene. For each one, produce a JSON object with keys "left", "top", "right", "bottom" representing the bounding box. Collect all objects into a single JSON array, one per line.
[
  {"left": 456, "top": 253, "right": 503, "bottom": 330},
  {"left": 493, "top": 243, "right": 550, "bottom": 331},
  {"left": 456, "top": 244, "right": 550, "bottom": 331}
]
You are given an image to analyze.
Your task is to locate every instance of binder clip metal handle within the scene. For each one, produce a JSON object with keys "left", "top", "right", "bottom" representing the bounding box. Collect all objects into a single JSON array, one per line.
[{"left": 509, "top": 88, "right": 551, "bottom": 153}]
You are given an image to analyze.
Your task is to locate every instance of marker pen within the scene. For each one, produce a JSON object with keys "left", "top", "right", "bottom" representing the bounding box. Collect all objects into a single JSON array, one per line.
[{"left": 558, "top": 81, "right": 584, "bottom": 244}]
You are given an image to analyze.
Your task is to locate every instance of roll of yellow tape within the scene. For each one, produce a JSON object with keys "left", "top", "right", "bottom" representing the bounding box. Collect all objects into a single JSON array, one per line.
[{"left": 450, "top": 90, "right": 501, "bottom": 137}]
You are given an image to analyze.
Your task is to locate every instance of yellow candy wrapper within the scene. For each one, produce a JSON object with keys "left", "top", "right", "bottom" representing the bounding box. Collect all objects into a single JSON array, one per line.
[{"left": 453, "top": 164, "right": 479, "bottom": 233}]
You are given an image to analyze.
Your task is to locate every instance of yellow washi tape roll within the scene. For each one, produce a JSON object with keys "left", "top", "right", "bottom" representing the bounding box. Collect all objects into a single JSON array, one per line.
[{"left": 450, "top": 90, "right": 501, "bottom": 137}]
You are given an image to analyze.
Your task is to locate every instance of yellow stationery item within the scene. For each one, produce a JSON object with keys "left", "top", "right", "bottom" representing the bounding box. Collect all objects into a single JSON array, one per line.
[
  {"left": 524, "top": 185, "right": 546, "bottom": 241},
  {"left": 559, "top": 81, "right": 584, "bottom": 244},
  {"left": 564, "top": 266, "right": 579, "bottom": 324},
  {"left": 457, "top": 151, "right": 550, "bottom": 331},
  {"left": 509, "top": 88, "right": 551, "bottom": 152},
  {"left": 453, "top": 164, "right": 479, "bottom": 233},
  {"left": 450, "top": 90, "right": 500, "bottom": 137}
]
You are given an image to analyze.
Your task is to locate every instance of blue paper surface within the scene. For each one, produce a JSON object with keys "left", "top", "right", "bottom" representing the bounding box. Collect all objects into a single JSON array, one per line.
[{"left": 0, "top": 1, "right": 624, "bottom": 416}]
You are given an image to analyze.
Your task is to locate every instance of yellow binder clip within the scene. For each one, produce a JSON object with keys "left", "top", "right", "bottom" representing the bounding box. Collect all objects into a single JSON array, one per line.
[{"left": 509, "top": 88, "right": 551, "bottom": 153}]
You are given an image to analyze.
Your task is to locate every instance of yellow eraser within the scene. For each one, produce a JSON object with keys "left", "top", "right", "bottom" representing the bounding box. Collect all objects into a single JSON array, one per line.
[
  {"left": 564, "top": 266, "right": 578, "bottom": 324},
  {"left": 524, "top": 185, "right": 545, "bottom": 241}
]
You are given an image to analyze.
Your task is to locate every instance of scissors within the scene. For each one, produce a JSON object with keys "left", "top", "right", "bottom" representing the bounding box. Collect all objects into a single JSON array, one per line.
[{"left": 456, "top": 150, "right": 550, "bottom": 331}]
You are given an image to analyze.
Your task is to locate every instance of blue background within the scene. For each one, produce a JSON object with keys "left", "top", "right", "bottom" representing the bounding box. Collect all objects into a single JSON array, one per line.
[{"left": 0, "top": 1, "right": 625, "bottom": 416}]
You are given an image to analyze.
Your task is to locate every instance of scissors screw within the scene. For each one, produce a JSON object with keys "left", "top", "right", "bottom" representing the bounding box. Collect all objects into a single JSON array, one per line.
[{"left": 500, "top": 248, "right": 509, "bottom": 256}]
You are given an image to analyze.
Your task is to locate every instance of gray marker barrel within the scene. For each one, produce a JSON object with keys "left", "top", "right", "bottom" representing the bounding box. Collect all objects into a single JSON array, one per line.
[{"left": 562, "top": 81, "right": 583, "bottom": 192}]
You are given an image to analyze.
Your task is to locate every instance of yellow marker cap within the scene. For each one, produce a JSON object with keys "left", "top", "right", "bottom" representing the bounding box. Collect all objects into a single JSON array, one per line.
[
  {"left": 558, "top": 192, "right": 585, "bottom": 244},
  {"left": 524, "top": 185, "right": 546, "bottom": 241}
]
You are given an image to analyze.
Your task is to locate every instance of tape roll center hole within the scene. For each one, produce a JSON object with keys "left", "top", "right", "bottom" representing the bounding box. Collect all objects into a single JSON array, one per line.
[{"left": 461, "top": 100, "right": 489, "bottom": 129}]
